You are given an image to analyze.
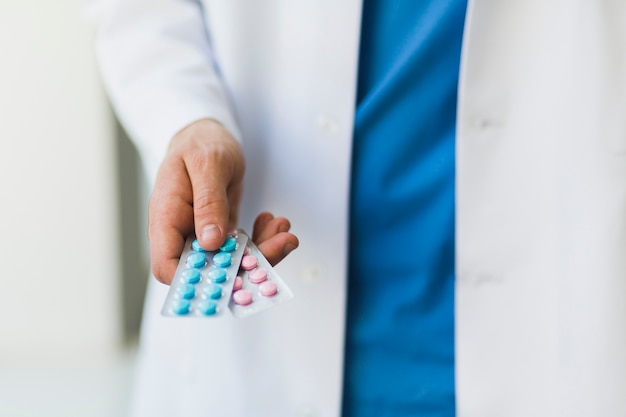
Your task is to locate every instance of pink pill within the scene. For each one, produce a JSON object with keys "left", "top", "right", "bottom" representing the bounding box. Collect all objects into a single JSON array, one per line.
[
  {"left": 259, "top": 281, "right": 278, "bottom": 297},
  {"left": 249, "top": 268, "right": 268, "bottom": 284},
  {"left": 233, "top": 289, "right": 253, "bottom": 306},
  {"left": 233, "top": 276, "right": 243, "bottom": 291},
  {"left": 243, "top": 246, "right": 250, "bottom": 256},
  {"left": 241, "top": 255, "right": 257, "bottom": 271}
]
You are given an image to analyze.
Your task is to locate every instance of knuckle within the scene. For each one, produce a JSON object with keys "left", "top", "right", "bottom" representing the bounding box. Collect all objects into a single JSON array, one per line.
[
  {"left": 193, "top": 189, "right": 228, "bottom": 217},
  {"left": 189, "top": 145, "right": 231, "bottom": 172}
]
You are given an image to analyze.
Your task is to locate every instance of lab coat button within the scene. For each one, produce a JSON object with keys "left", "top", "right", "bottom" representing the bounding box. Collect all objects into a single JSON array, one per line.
[
  {"left": 315, "top": 114, "right": 339, "bottom": 135},
  {"left": 302, "top": 265, "right": 323, "bottom": 283},
  {"left": 470, "top": 117, "right": 493, "bottom": 130},
  {"left": 296, "top": 404, "right": 318, "bottom": 417},
  {"left": 460, "top": 272, "right": 503, "bottom": 286}
]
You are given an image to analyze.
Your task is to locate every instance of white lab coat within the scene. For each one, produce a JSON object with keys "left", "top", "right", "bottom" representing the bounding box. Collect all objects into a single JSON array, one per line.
[{"left": 95, "top": 1, "right": 626, "bottom": 416}]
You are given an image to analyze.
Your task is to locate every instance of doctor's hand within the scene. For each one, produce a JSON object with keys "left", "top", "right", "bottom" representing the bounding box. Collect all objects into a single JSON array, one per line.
[{"left": 148, "top": 118, "right": 299, "bottom": 285}]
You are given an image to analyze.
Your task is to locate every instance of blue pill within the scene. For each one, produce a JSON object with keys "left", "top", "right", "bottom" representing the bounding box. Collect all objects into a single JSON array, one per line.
[
  {"left": 197, "top": 299, "right": 217, "bottom": 315},
  {"left": 181, "top": 268, "right": 201, "bottom": 284},
  {"left": 219, "top": 237, "right": 237, "bottom": 252},
  {"left": 176, "top": 284, "right": 195, "bottom": 299},
  {"left": 172, "top": 299, "right": 190, "bottom": 315},
  {"left": 208, "top": 268, "right": 227, "bottom": 283},
  {"left": 186, "top": 252, "right": 206, "bottom": 268},
  {"left": 212, "top": 252, "right": 231, "bottom": 268},
  {"left": 203, "top": 284, "right": 222, "bottom": 300},
  {"left": 191, "top": 239, "right": 207, "bottom": 252}
]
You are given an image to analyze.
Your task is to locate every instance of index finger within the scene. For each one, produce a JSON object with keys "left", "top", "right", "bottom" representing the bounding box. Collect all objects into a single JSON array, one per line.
[{"left": 148, "top": 157, "right": 194, "bottom": 284}]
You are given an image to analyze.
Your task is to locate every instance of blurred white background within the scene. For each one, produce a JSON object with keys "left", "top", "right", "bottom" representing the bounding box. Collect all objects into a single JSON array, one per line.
[{"left": 0, "top": 1, "right": 148, "bottom": 416}]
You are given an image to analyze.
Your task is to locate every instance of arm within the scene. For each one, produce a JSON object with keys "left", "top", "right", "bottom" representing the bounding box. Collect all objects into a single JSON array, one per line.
[
  {"left": 93, "top": 0, "right": 298, "bottom": 284},
  {"left": 93, "top": 0, "right": 241, "bottom": 176}
]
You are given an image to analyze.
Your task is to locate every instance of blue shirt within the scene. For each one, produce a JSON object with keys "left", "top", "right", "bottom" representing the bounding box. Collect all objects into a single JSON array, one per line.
[{"left": 343, "top": 1, "right": 466, "bottom": 416}]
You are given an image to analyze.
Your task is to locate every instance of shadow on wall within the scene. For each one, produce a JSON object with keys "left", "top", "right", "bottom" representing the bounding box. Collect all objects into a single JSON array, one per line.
[{"left": 115, "top": 121, "right": 150, "bottom": 343}]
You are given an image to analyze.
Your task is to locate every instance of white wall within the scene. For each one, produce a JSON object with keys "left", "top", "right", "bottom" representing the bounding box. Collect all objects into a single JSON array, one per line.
[
  {"left": 0, "top": 1, "right": 122, "bottom": 367},
  {"left": 0, "top": 2, "right": 142, "bottom": 414},
  {"left": 0, "top": 1, "right": 133, "bottom": 414}
]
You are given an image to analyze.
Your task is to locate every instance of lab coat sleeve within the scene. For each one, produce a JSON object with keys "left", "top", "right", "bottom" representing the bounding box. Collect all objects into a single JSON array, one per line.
[{"left": 91, "top": 0, "right": 241, "bottom": 177}]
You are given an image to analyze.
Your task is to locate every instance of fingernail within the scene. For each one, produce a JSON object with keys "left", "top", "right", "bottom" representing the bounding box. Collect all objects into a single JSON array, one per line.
[
  {"left": 283, "top": 242, "right": 297, "bottom": 257},
  {"left": 201, "top": 224, "right": 221, "bottom": 243}
]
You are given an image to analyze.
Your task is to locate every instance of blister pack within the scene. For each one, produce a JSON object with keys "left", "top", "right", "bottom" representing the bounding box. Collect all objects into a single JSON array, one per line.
[
  {"left": 161, "top": 231, "right": 248, "bottom": 317},
  {"left": 160, "top": 230, "right": 294, "bottom": 318},
  {"left": 228, "top": 238, "right": 294, "bottom": 319}
]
